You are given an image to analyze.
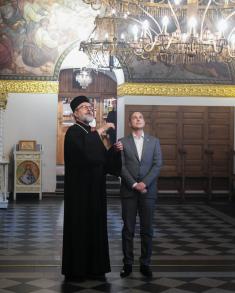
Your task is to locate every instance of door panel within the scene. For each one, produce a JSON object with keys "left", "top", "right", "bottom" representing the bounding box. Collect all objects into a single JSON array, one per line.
[{"left": 125, "top": 105, "right": 234, "bottom": 191}]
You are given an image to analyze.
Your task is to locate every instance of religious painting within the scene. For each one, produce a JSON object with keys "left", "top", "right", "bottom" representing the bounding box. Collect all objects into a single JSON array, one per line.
[
  {"left": 0, "top": 0, "right": 97, "bottom": 80},
  {"left": 16, "top": 160, "right": 40, "bottom": 185},
  {"left": 19, "top": 140, "right": 36, "bottom": 151},
  {"left": 125, "top": 57, "right": 234, "bottom": 84}
]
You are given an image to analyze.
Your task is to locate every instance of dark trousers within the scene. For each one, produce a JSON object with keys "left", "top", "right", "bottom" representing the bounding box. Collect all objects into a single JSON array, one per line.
[{"left": 121, "top": 195, "right": 156, "bottom": 266}]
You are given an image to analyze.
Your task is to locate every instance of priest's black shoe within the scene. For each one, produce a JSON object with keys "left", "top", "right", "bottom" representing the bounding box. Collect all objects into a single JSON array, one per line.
[
  {"left": 140, "top": 265, "right": 152, "bottom": 278},
  {"left": 120, "top": 265, "right": 132, "bottom": 278}
]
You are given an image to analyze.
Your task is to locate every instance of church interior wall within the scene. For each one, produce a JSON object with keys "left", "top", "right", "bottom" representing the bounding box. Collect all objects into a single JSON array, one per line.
[
  {"left": 2, "top": 92, "right": 235, "bottom": 195},
  {"left": 4, "top": 93, "right": 57, "bottom": 193},
  {"left": 117, "top": 95, "right": 235, "bottom": 146}
]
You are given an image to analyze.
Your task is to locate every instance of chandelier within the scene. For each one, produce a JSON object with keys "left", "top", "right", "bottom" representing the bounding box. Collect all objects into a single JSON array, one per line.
[
  {"left": 80, "top": 17, "right": 135, "bottom": 69},
  {"left": 80, "top": 0, "right": 235, "bottom": 67},
  {"left": 75, "top": 68, "right": 93, "bottom": 88}
]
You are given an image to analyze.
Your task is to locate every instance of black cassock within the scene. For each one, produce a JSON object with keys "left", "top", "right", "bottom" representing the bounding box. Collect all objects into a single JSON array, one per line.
[
  {"left": 62, "top": 122, "right": 121, "bottom": 278},
  {"left": 106, "top": 110, "right": 117, "bottom": 145}
]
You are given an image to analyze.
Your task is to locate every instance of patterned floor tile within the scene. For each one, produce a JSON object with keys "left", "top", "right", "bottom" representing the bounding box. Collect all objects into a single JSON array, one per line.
[
  {"left": 202, "top": 289, "right": 234, "bottom": 293},
  {"left": 191, "top": 278, "right": 226, "bottom": 287},
  {"left": 151, "top": 278, "right": 186, "bottom": 288},
  {"left": 0, "top": 198, "right": 235, "bottom": 293},
  {"left": 0, "top": 279, "right": 21, "bottom": 289},
  {"left": 4, "top": 283, "right": 41, "bottom": 293},
  {"left": 25, "top": 279, "right": 58, "bottom": 289},
  {"left": 27, "top": 290, "right": 58, "bottom": 293}
]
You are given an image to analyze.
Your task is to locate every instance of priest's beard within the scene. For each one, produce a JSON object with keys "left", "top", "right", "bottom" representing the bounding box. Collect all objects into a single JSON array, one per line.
[{"left": 80, "top": 114, "right": 94, "bottom": 124}]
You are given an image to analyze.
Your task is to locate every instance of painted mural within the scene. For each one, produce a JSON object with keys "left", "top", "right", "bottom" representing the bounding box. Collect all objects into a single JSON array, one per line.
[
  {"left": 0, "top": 0, "right": 96, "bottom": 79},
  {"left": 124, "top": 56, "right": 235, "bottom": 84},
  {"left": 0, "top": 0, "right": 234, "bottom": 83}
]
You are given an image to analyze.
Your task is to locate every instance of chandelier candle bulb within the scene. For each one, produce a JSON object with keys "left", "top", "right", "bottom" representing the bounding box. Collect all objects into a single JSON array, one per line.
[
  {"left": 189, "top": 17, "right": 197, "bottom": 36},
  {"left": 133, "top": 25, "right": 138, "bottom": 42},
  {"left": 162, "top": 16, "right": 169, "bottom": 34},
  {"left": 80, "top": 0, "right": 235, "bottom": 66}
]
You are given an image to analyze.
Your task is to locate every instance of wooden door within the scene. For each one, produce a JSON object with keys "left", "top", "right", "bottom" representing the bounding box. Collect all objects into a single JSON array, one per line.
[
  {"left": 181, "top": 107, "right": 207, "bottom": 176},
  {"left": 125, "top": 105, "right": 180, "bottom": 176},
  {"left": 125, "top": 105, "right": 234, "bottom": 192}
]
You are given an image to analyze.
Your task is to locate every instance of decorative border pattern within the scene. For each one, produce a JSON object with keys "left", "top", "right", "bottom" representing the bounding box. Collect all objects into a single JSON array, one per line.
[
  {"left": 53, "top": 40, "right": 80, "bottom": 79},
  {"left": 0, "top": 93, "right": 7, "bottom": 109},
  {"left": 117, "top": 83, "right": 235, "bottom": 97},
  {"left": 0, "top": 80, "right": 59, "bottom": 94}
]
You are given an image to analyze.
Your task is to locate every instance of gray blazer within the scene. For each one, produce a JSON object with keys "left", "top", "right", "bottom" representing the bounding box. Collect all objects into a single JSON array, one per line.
[{"left": 120, "top": 134, "right": 163, "bottom": 198}]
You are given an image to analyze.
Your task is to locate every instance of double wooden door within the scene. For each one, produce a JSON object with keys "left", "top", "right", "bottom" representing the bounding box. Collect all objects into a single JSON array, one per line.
[{"left": 125, "top": 105, "right": 234, "bottom": 192}]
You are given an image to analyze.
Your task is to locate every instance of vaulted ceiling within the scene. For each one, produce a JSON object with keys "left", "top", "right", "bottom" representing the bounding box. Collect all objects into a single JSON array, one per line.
[{"left": 0, "top": 0, "right": 234, "bottom": 84}]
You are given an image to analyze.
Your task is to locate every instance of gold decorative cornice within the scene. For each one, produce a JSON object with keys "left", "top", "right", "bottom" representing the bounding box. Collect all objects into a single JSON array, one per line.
[
  {"left": 0, "top": 80, "right": 59, "bottom": 94},
  {"left": 117, "top": 83, "right": 235, "bottom": 97},
  {"left": 0, "top": 93, "right": 7, "bottom": 109}
]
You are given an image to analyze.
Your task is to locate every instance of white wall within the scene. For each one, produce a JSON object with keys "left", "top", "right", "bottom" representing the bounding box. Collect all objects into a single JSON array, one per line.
[
  {"left": 3, "top": 93, "right": 235, "bottom": 194},
  {"left": 4, "top": 93, "right": 58, "bottom": 193},
  {"left": 0, "top": 108, "right": 4, "bottom": 160},
  {"left": 117, "top": 95, "right": 235, "bottom": 139},
  {"left": 60, "top": 50, "right": 90, "bottom": 70}
]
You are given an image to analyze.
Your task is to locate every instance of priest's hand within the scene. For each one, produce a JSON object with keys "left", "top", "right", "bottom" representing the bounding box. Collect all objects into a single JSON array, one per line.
[
  {"left": 97, "top": 123, "right": 115, "bottom": 136},
  {"left": 113, "top": 141, "right": 123, "bottom": 152}
]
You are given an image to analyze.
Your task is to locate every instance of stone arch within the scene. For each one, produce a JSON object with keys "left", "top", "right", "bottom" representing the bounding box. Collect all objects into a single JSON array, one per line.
[{"left": 53, "top": 40, "right": 81, "bottom": 80}]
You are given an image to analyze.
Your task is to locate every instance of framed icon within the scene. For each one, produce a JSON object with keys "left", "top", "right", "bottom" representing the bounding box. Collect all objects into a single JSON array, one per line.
[
  {"left": 16, "top": 160, "right": 40, "bottom": 185},
  {"left": 19, "top": 140, "right": 36, "bottom": 151}
]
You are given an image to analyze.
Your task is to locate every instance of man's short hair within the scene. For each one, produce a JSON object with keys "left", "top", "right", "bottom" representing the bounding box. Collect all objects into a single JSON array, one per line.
[{"left": 128, "top": 111, "right": 144, "bottom": 121}]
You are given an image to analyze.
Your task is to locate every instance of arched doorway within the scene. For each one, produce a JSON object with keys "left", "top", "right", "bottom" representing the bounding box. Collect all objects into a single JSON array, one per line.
[{"left": 57, "top": 69, "right": 117, "bottom": 165}]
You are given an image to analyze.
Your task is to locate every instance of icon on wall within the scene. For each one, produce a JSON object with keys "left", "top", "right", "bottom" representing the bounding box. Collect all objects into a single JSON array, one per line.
[{"left": 16, "top": 160, "right": 40, "bottom": 185}]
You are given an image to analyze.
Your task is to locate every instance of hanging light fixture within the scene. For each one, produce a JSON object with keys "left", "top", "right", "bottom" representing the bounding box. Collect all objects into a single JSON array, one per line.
[
  {"left": 80, "top": 0, "right": 235, "bottom": 67},
  {"left": 80, "top": 16, "right": 134, "bottom": 69},
  {"left": 75, "top": 68, "right": 93, "bottom": 88}
]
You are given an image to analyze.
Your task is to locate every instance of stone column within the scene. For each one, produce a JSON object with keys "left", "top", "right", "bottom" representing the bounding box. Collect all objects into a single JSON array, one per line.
[
  {"left": 0, "top": 93, "right": 7, "bottom": 161},
  {"left": 0, "top": 93, "right": 8, "bottom": 208},
  {"left": 0, "top": 108, "right": 4, "bottom": 161}
]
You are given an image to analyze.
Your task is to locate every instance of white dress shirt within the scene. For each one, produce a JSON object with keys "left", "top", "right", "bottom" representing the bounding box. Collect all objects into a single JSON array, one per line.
[
  {"left": 132, "top": 132, "right": 144, "bottom": 161},
  {"left": 132, "top": 132, "right": 146, "bottom": 191}
]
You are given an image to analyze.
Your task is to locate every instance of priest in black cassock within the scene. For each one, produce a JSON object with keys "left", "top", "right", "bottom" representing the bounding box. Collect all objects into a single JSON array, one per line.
[{"left": 62, "top": 95, "right": 122, "bottom": 281}]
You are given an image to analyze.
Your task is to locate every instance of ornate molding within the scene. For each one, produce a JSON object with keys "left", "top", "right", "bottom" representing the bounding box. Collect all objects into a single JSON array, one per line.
[
  {"left": 0, "top": 93, "right": 7, "bottom": 109},
  {"left": 117, "top": 83, "right": 235, "bottom": 97},
  {"left": 0, "top": 80, "right": 59, "bottom": 94}
]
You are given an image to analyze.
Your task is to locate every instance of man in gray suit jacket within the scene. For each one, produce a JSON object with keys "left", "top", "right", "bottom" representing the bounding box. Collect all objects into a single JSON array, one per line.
[{"left": 119, "top": 111, "right": 162, "bottom": 278}]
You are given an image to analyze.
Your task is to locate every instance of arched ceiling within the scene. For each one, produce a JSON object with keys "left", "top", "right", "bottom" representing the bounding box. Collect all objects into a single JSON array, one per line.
[{"left": 0, "top": 0, "right": 234, "bottom": 84}]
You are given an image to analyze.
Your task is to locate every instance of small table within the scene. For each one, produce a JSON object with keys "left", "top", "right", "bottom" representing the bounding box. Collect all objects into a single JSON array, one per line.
[{"left": 0, "top": 160, "right": 9, "bottom": 208}]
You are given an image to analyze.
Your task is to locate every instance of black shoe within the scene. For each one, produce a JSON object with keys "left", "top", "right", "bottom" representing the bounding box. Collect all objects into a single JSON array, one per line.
[
  {"left": 120, "top": 264, "right": 132, "bottom": 278},
  {"left": 140, "top": 265, "right": 152, "bottom": 278}
]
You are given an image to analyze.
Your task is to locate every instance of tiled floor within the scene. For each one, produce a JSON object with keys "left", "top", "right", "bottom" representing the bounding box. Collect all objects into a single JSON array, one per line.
[{"left": 0, "top": 197, "right": 235, "bottom": 292}]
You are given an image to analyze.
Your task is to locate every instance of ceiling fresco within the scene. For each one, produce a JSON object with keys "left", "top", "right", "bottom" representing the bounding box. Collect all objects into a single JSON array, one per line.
[
  {"left": 0, "top": 0, "right": 96, "bottom": 80},
  {"left": 0, "top": 0, "right": 234, "bottom": 84},
  {"left": 123, "top": 56, "right": 235, "bottom": 84}
]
